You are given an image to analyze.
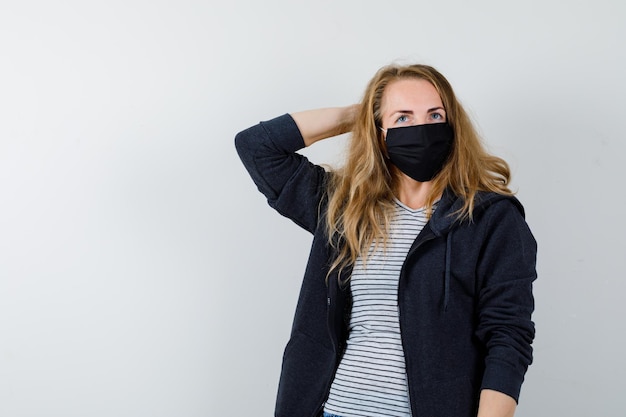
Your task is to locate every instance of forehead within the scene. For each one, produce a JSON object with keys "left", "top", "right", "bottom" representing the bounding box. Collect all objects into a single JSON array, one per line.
[{"left": 381, "top": 78, "right": 443, "bottom": 114}]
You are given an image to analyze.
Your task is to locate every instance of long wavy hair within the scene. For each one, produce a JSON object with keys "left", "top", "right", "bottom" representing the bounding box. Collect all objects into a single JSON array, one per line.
[{"left": 325, "top": 64, "right": 513, "bottom": 276}]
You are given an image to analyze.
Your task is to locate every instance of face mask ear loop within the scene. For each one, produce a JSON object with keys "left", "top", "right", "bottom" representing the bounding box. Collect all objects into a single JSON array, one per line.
[
  {"left": 379, "top": 126, "right": 388, "bottom": 143},
  {"left": 378, "top": 127, "right": 390, "bottom": 159}
]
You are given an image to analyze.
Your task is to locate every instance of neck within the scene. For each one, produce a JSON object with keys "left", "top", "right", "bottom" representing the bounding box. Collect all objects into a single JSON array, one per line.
[{"left": 395, "top": 174, "right": 434, "bottom": 210}]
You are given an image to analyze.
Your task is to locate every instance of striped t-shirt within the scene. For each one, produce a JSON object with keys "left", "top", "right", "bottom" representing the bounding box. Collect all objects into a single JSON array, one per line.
[{"left": 323, "top": 199, "right": 434, "bottom": 417}]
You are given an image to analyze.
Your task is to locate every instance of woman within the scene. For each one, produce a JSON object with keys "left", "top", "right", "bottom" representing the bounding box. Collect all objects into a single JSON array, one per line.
[{"left": 235, "top": 64, "right": 537, "bottom": 417}]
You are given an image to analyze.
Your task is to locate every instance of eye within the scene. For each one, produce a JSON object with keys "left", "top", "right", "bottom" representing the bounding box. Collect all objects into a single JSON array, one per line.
[
  {"left": 429, "top": 112, "right": 445, "bottom": 122},
  {"left": 395, "top": 114, "right": 409, "bottom": 124}
]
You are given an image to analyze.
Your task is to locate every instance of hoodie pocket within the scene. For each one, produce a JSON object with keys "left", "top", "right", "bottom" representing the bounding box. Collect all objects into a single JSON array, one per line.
[{"left": 275, "top": 331, "right": 336, "bottom": 417}]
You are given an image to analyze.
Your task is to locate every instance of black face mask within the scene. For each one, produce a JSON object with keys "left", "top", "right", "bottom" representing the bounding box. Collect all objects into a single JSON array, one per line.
[{"left": 384, "top": 123, "right": 454, "bottom": 182}]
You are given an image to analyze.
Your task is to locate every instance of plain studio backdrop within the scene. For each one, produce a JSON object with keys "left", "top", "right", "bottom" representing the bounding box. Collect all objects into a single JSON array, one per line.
[{"left": 1, "top": 0, "right": 624, "bottom": 416}]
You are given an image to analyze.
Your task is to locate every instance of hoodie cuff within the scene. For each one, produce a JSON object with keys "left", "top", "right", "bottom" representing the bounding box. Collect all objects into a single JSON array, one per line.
[
  {"left": 480, "top": 361, "right": 525, "bottom": 403},
  {"left": 260, "top": 113, "right": 306, "bottom": 153}
]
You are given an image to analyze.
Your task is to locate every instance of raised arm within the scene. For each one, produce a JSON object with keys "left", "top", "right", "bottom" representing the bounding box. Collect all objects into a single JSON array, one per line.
[
  {"left": 235, "top": 106, "right": 357, "bottom": 233},
  {"left": 291, "top": 105, "right": 358, "bottom": 147}
]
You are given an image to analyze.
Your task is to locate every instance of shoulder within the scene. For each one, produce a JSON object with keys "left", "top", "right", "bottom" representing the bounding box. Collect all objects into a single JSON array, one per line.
[
  {"left": 431, "top": 190, "right": 526, "bottom": 235},
  {"left": 475, "top": 193, "right": 537, "bottom": 264},
  {"left": 472, "top": 193, "right": 533, "bottom": 244}
]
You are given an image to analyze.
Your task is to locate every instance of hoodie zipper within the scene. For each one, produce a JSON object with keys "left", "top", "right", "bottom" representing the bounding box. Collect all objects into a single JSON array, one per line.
[{"left": 313, "top": 294, "right": 345, "bottom": 417}]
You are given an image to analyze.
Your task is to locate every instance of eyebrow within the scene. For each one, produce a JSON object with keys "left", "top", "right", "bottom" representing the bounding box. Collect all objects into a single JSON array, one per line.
[{"left": 389, "top": 107, "right": 446, "bottom": 116}]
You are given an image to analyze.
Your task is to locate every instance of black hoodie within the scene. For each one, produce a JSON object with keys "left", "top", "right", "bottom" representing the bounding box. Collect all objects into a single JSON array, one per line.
[{"left": 235, "top": 114, "right": 537, "bottom": 417}]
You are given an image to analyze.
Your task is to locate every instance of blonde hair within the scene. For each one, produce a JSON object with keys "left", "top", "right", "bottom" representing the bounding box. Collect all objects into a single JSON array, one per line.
[{"left": 325, "top": 64, "right": 512, "bottom": 276}]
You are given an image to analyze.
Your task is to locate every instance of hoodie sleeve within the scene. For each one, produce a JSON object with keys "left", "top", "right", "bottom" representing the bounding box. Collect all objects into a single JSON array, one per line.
[
  {"left": 474, "top": 198, "right": 537, "bottom": 403},
  {"left": 234, "top": 114, "right": 328, "bottom": 234}
]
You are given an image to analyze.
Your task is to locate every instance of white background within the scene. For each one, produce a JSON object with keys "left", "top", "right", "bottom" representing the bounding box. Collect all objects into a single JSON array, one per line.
[{"left": 1, "top": 0, "right": 625, "bottom": 416}]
